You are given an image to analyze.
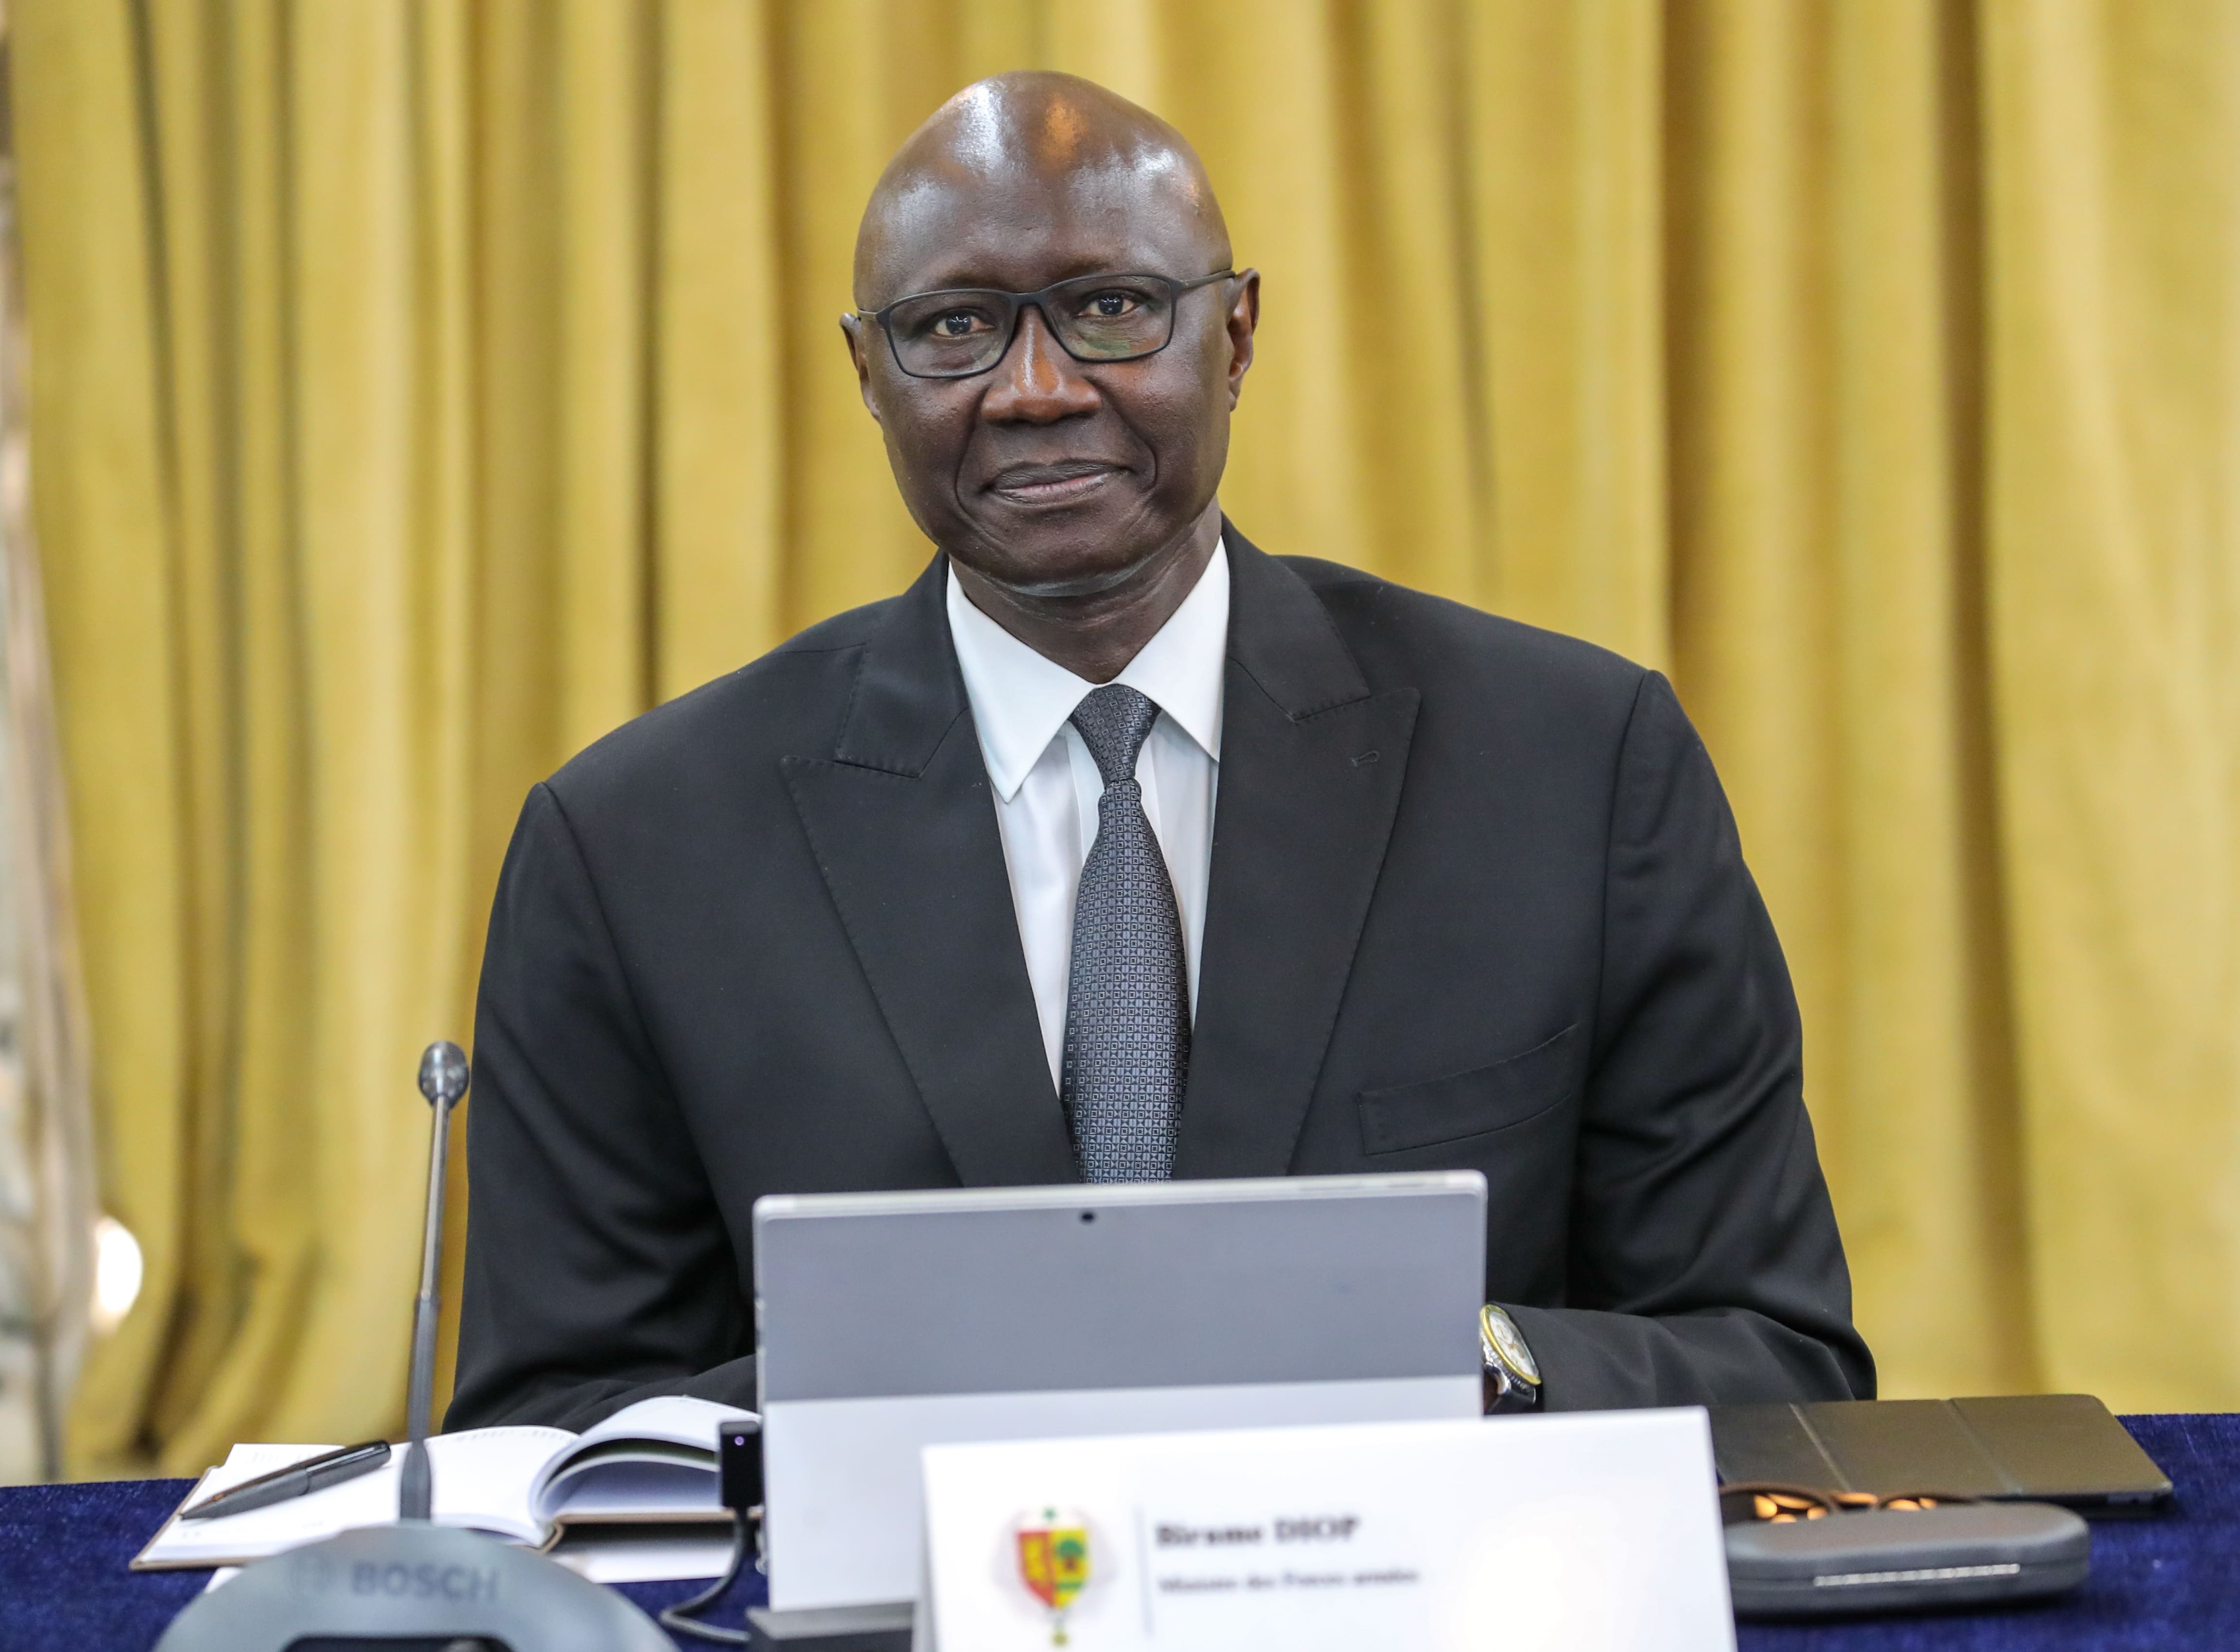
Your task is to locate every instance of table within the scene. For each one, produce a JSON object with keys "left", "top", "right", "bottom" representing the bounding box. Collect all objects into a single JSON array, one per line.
[{"left": 3, "top": 1414, "right": 2233, "bottom": 1650}]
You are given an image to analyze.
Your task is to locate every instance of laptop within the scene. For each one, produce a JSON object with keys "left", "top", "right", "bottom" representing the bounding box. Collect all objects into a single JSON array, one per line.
[{"left": 753, "top": 1172, "right": 1488, "bottom": 1612}]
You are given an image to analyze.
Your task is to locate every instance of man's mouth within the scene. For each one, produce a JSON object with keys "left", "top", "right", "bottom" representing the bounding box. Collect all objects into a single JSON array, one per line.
[{"left": 985, "top": 461, "right": 1122, "bottom": 505}]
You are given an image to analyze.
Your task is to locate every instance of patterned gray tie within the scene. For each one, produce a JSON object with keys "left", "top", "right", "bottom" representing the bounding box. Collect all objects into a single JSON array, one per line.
[{"left": 1061, "top": 683, "right": 1189, "bottom": 1182}]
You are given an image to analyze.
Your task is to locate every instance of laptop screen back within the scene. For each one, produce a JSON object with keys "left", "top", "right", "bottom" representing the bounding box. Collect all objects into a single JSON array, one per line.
[{"left": 753, "top": 1173, "right": 1487, "bottom": 1611}]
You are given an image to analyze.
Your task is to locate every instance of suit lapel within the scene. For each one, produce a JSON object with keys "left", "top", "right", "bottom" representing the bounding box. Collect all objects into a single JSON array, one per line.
[
  {"left": 782, "top": 557, "right": 1078, "bottom": 1186},
  {"left": 1175, "top": 530, "right": 1419, "bottom": 1178}
]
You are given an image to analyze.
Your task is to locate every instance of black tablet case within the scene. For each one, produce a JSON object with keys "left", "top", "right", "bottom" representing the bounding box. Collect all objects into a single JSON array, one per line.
[{"left": 1709, "top": 1393, "right": 2171, "bottom": 1514}]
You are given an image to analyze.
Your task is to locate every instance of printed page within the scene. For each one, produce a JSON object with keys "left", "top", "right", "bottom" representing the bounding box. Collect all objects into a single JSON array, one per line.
[
  {"left": 572, "top": 1393, "right": 746, "bottom": 1451},
  {"left": 529, "top": 1394, "right": 742, "bottom": 1524},
  {"left": 133, "top": 1427, "right": 573, "bottom": 1568}
]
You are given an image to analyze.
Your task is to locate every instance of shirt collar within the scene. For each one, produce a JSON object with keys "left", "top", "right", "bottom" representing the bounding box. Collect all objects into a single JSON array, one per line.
[{"left": 946, "top": 538, "right": 1230, "bottom": 802}]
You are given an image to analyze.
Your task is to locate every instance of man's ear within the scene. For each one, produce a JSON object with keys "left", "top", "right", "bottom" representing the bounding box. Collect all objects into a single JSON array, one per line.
[
  {"left": 1224, "top": 270, "right": 1261, "bottom": 410},
  {"left": 841, "top": 315, "right": 883, "bottom": 424}
]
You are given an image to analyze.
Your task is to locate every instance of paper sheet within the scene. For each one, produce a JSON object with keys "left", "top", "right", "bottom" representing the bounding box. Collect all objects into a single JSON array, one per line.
[{"left": 136, "top": 1430, "right": 570, "bottom": 1567}]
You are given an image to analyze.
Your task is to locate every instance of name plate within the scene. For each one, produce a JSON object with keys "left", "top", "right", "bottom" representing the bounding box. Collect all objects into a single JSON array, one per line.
[{"left": 917, "top": 1409, "right": 1734, "bottom": 1651}]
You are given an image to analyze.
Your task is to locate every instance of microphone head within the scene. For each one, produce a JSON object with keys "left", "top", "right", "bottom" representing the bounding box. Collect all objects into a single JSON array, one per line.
[{"left": 417, "top": 1041, "right": 471, "bottom": 1107}]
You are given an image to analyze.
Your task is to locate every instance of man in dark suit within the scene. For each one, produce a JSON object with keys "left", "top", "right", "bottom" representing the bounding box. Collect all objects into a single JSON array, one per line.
[{"left": 449, "top": 72, "right": 1871, "bottom": 1432}]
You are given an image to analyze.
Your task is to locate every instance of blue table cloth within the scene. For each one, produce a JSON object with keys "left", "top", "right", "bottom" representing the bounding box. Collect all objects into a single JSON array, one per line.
[{"left": 3, "top": 1414, "right": 2232, "bottom": 1650}]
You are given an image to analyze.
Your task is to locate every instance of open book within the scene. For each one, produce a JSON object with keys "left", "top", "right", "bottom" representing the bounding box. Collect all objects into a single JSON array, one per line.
[{"left": 133, "top": 1394, "right": 743, "bottom": 1572}]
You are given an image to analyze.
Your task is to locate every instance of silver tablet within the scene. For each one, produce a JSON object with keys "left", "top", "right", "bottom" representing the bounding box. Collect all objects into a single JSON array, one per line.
[{"left": 753, "top": 1171, "right": 1488, "bottom": 1611}]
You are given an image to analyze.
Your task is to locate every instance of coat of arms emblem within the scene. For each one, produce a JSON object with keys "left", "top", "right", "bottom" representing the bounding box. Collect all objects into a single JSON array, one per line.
[{"left": 1015, "top": 1507, "right": 1092, "bottom": 1645}]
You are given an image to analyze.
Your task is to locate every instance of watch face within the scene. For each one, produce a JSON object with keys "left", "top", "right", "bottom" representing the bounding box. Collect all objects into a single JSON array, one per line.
[{"left": 1481, "top": 1306, "right": 1541, "bottom": 1386}]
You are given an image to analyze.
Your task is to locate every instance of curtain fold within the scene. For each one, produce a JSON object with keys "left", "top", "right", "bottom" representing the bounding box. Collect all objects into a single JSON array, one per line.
[
  {"left": 11, "top": 0, "right": 2237, "bottom": 1472},
  {"left": 1983, "top": 0, "right": 2240, "bottom": 1407}
]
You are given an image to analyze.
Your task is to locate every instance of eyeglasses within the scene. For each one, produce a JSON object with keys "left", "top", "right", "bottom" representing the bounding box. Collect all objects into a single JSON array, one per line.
[
  {"left": 1718, "top": 1482, "right": 1979, "bottom": 1527},
  {"left": 856, "top": 270, "right": 1237, "bottom": 380}
]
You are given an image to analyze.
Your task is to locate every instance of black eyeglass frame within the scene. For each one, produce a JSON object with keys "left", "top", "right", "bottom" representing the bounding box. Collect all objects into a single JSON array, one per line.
[{"left": 854, "top": 269, "right": 1239, "bottom": 380}]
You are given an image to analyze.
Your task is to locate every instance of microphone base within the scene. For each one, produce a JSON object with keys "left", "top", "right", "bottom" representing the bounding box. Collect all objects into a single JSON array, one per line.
[{"left": 152, "top": 1521, "right": 672, "bottom": 1652}]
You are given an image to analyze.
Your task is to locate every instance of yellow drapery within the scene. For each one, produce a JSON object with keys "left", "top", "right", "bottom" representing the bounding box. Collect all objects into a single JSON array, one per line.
[{"left": 13, "top": 1, "right": 2237, "bottom": 1475}]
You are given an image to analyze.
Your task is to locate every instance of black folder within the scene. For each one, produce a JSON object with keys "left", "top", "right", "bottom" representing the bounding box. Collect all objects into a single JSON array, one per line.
[{"left": 1708, "top": 1393, "right": 2172, "bottom": 1515}]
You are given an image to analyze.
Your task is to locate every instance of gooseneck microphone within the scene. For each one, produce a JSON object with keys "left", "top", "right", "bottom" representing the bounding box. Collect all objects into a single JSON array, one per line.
[
  {"left": 398, "top": 1040, "right": 469, "bottom": 1522},
  {"left": 154, "top": 1042, "right": 671, "bottom": 1652}
]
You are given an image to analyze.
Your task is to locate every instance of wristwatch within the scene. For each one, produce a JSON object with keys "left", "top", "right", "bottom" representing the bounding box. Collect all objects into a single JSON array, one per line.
[{"left": 1479, "top": 1304, "right": 1543, "bottom": 1414}]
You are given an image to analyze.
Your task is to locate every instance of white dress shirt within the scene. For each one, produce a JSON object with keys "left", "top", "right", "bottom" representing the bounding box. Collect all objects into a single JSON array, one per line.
[{"left": 946, "top": 542, "right": 1229, "bottom": 1089}]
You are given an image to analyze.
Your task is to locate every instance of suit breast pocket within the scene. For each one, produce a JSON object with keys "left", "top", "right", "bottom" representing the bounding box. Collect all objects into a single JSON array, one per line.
[{"left": 1356, "top": 1025, "right": 1581, "bottom": 1156}]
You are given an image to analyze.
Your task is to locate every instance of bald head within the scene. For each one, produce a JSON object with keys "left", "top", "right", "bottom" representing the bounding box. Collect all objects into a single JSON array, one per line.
[
  {"left": 841, "top": 73, "right": 1258, "bottom": 683},
  {"left": 854, "top": 73, "right": 1230, "bottom": 308}
]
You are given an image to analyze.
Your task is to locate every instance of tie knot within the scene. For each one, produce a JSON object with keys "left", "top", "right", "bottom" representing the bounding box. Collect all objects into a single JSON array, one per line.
[{"left": 1069, "top": 683, "right": 1161, "bottom": 784}]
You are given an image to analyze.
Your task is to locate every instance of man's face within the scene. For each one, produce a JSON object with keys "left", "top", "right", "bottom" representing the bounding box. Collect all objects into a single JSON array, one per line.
[{"left": 847, "top": 164, "right": 1258, "bottom": 598}]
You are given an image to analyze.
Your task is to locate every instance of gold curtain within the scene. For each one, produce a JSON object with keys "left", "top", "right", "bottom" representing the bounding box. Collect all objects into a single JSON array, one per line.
[{"left": 12, "top": 0, "right": 2237, "bottom": 1474}]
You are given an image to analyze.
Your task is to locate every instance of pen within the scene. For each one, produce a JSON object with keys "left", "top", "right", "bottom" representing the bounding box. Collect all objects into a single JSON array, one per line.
[{"left": 179, "top": 1440, "right": 394, "bottom": 1521}]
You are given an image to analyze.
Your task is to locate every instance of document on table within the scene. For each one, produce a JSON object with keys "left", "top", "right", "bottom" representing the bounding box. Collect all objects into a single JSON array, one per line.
[
  {"left": 138, "top": 1395, "right": 741, "bottom": 1577},
  {"left": 916, "top": 1409, "right": 1735, "bottom": 1652},
  {"left": 202, "top": 1526, "right": 736, "bottom": 1591}
]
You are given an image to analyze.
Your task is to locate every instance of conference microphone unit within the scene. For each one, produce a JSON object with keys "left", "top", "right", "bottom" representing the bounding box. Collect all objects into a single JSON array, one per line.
[{"left": 155, "top": 1042, "right": 672, "bottom": 1652}]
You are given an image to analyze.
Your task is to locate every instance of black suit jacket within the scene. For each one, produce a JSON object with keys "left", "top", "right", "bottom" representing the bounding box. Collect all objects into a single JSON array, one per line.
[{"left": 449, "top": 528, "right": 1872, "bottom": 1431}]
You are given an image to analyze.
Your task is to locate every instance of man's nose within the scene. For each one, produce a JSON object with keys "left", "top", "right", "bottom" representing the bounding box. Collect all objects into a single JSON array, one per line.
[{"left": 980, "top": 304, "right": 1100, "bottom": 423}]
